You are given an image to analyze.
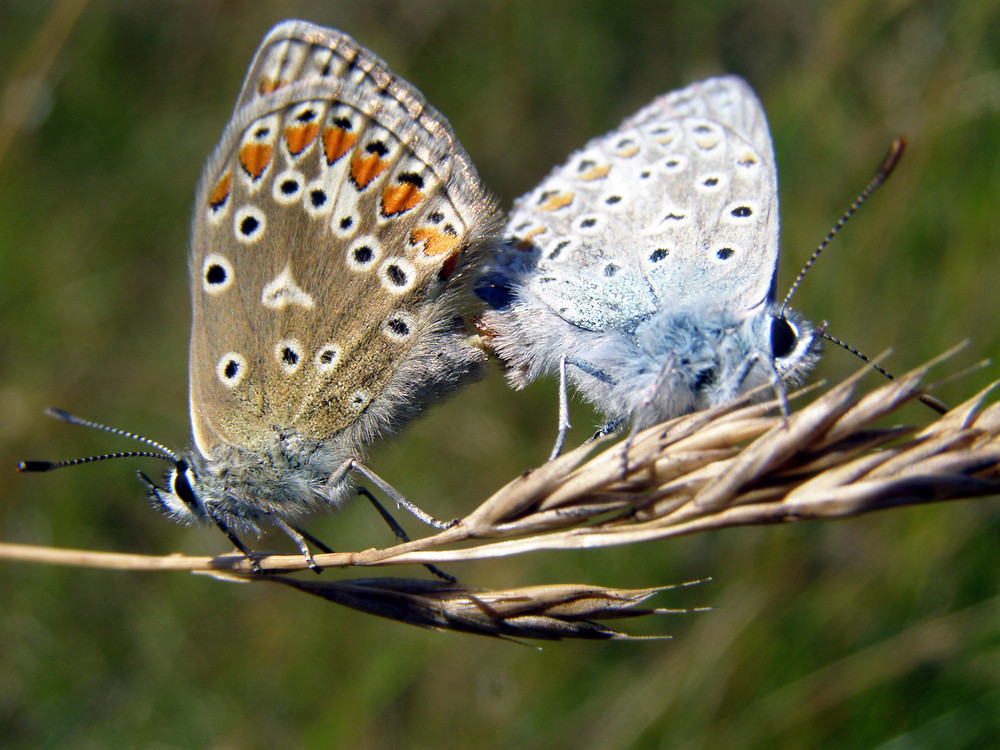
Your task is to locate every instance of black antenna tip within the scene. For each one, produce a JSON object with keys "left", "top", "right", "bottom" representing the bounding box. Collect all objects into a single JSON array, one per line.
[{"left": 17, "top": 460, "right": 55, "bottom": 473}]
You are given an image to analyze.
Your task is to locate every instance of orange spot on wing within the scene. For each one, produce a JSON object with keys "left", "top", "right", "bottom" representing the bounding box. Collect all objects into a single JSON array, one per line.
[
  {"left": 381, "top": 183, "right": 424, "bottom": 216},
  {"left": 695, "top": 134, "right": 720, "bottom": 150},
  {"left": 578, "top": 165, "right": 610, "bottom": 181},
  {"left": 613, "top": 144, "right": 640, "bottom": 158},
  {"left": 258, "top": 78, "right": 280, "bottom": 95},
  {"left": 239, "top": 143, "right": 273, "bottom": 180},
  {"left": 410, "top": 228, "right": 460, "bottom": 257},
  {"left": 285, "top": 123, "right": 319, "bottom": 155},
  {"left": 538, "top": 191, "right": 574, "bottom": 211},
  {"left": 208, "top": 171, "right": 232, "bottom": 209},
  {"left": 323, "top": 127, "right": 357, "bottom": 164},
  {"left": 513, "top": 226, "right": 545, "bottom": 250},
  {"left": 351, "top": 153, "right": 389, "bottom": 189}
]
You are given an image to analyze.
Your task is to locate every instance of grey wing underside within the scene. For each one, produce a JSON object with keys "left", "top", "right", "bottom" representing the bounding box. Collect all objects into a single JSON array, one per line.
[{"left": 498, "top": 76, "right": 779, "bottom": 332}]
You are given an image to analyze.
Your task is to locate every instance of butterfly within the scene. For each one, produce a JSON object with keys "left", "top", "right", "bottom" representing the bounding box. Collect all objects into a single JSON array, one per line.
[
  {"left": 476, "top": 76, "right": 820, "bottom": 454},
  {"left": 20, "top": 20, "right": 499, "bottom": 568}
]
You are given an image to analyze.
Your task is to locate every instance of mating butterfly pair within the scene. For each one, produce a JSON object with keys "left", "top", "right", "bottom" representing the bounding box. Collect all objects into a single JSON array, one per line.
[{"left": 21, "top": 20, "right": 824, "bottom": 565}]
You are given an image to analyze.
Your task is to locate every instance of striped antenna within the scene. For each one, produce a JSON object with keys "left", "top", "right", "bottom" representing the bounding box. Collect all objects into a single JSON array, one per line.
[
  {"left": 16, "top": 408, "right": 179, "bottom": 473},
  {"left": 821, "top": 331, "right": 949, "bottom": 415},
  {"left": 781, "top": 137, "right": 906, "bottom": 314}
]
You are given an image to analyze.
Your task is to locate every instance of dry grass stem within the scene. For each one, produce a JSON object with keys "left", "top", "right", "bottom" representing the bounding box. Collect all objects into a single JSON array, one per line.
[
  {"left": 204, "top": 574, "right": 707, "bottom": 642},
  {"left": 5, "top": 350, "right": 1000, "bottom": 638}
]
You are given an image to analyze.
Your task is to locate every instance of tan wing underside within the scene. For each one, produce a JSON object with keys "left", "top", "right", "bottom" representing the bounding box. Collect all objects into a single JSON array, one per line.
[{"left": 188, "top": 26, "right": 490, "bottom": 455}]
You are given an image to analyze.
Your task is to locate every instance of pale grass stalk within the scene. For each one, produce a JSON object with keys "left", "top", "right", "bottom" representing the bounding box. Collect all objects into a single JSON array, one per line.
[{"left": 4, "top": 350, "right": 999, "bottom": 639}]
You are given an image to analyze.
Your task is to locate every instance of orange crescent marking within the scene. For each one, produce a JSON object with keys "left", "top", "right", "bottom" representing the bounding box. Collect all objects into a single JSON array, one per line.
[
  {"left": 258, "top": 78, "right": 278, "bottom": 95},
  {"left": 351, "top": 153, "right": 389, "bottom": 189},
  {"left": 538, "top": 191, "right": 574, "bottom": 211},
  {"left": 513, "top": 226, "right": 546, "bottom": 250},
  {"left": 208, "top": 171, "right": 232, "bottom": 209},
  {"left": 410, "top": 228, "right": 460, "bottom": 256},
  {"left": 323, "top": 127, "right": 358, "bottom": 165},
  {"left": 695, "top": 134, "right": 720, "bottom": 150},
  {"left": 614, "top": 144, "right": 640, "bottom": 158},
  {"left": 577, "top": 165, "right": 610, "bottom": 181},
  {"left": 238, "top": 143, "right": 273, "bottom": 180},
  {"left": 381, "top": 183, "right": 424, "bottom": 216},
  {"left": 285, "top": 123, "right": 320, "bottom": 155}
]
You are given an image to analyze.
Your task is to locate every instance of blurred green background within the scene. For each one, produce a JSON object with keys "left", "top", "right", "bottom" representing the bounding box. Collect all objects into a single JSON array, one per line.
[{"left": 2, "top": 1, "right": 999, "bottom": 747}]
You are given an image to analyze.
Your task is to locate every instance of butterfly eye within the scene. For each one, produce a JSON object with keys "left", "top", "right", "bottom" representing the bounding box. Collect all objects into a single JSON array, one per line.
[
  {"left": 770, "top": 316, "right": 798, "bottom": 359},
  {"left": 171, "top": 460, "right": 200, "bottom": 512}
]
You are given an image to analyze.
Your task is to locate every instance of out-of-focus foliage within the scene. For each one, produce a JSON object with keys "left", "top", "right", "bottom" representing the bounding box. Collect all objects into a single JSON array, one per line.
[{"left": 2, "top": 2, "right": 999, "bottom": 748}]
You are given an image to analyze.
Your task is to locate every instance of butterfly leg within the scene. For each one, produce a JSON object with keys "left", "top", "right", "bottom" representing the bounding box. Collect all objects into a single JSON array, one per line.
[
  {"left": 208, "top": 513, "right": 262, "bottom": 573},
  {"left": 618, "top": 421, "right": 643, "bottom": 480},
  {"left": 357, "top": 487, "right": 456, "bottom": 582},
  {"left": 268, "top": 514, "right": 322, "bottom": 572},
  {"left": 346, "top": 459, "right": 459, "bottom": 530},
  {"left": 290, "top": 525, "right": 334, "bottom": 555},
  {"left": 760, "top": 355, "right": 791, "bottom": 420},
  {"left": 548, "top": 355, "right": 572, "bottom": 461}
]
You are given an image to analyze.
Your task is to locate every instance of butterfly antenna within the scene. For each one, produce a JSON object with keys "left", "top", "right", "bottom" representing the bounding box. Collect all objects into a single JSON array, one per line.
[
  {"left": 821, "top": 330, "right": 949, "bottom": 415},
  {"left": 16, "top": 408, "right": 180, "bottom": 473},
  {"left": 781, "top": 137, "right": 907, "bottom": 315}
]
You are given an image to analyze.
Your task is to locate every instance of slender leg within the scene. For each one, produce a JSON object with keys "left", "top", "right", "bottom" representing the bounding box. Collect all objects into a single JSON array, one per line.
[
  {"left": 209, "top": 514, "right": 261, "bottom": 573},
  {"left": 760, "top": 355, "right": 790, "bottom": 419},
  {"left": 548, "top": 355, "right": 572, "bottom": 462},
  {"left": 357, "top": 487, "right": 456, "bottom": 583},
  {"left": 290, "top": 525, "right": 334, "bottom": 554},
  {"left": 268, "top": 515, "right": 320, "bottom": 572},
  {"left": 348, "top": 460, "right": 458, "bottom": 530},
  {"left": 619, "top": 421, "right": 641, "bottom": 479}
]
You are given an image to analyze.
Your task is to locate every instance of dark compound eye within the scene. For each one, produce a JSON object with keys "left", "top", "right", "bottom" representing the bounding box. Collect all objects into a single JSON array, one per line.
[{"left": 771, "top": 316, "right": 797, "bottom": 359}]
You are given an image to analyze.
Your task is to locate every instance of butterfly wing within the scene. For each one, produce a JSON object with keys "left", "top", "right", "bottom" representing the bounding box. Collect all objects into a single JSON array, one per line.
[
  {"left": 188, "top": 21, "right": 497, "bottom": 459},
  {"left": 498, "top": 76, "right": 779, "bottom": 332}
]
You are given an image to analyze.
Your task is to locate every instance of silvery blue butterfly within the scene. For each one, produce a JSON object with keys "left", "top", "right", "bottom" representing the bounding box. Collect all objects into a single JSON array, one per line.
[
  {"left": 20, "top": 21, "right": 499, "bottom": 567},
  {"left": 477, "top": 77, "right": 820, "bottom": 452}
]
